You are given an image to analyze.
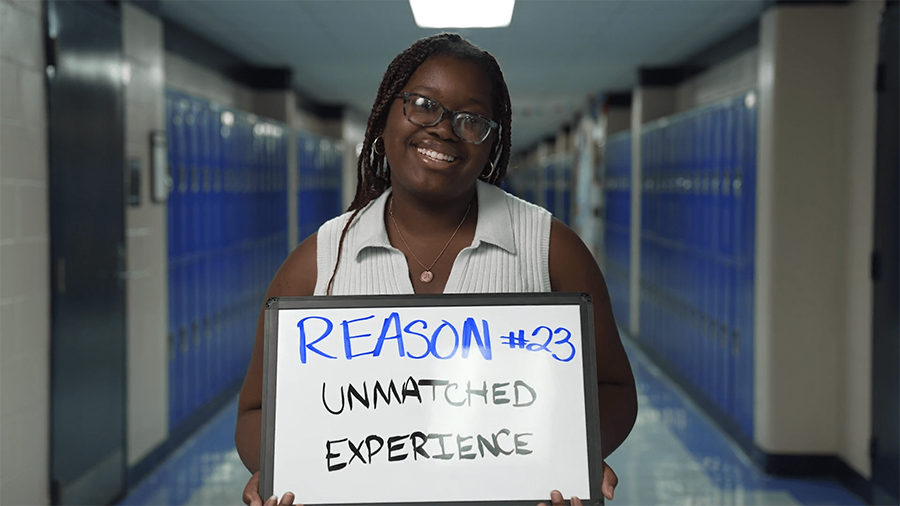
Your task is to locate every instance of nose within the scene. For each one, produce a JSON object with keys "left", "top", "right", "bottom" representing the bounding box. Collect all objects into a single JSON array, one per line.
[
  {"left": 428, "top": 113, "right": 459, "bottom": 141},
  {"left": 427, "top": 111, "right": 460, "bottom": 141}
]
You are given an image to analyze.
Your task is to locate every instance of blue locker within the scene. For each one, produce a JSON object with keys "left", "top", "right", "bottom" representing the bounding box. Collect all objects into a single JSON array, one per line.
[
  {"left": 544, "top": 163, "right": 556, "bottom": 217},
  {"left": 173, "top": 92, "right": 192, "bottom": 428},
  {"left": 708, "top": 103, "right": 728, "bottom": 417},
  {"left": 699, "top": 110, "right": 713, "bottom": 401},
  {"left": 688, "top": 114, "right": 702, "bottom": 392},
  {"left": 603, "top": 132, "right": 629, "bottom": 329},
  {"left": 721, "top": 105, "right": 735, "bottom": 417},
  {"left": 197, "top": 99, "right": 211, "bottom": 407},
  {"left": 711, "top": 106, "right": 725, "bottom": 411},
  {"left": 165, "top": 93, "right": 181, "bottom": 429},
  {"left": 209, "top": 104, "right": 224, "bottom": 395},
  {"left": 184, "top": 99, "right": 200, "bottom": 418},
  {"left": 696, "top": 111, "right": 708, "bottom": 396}
]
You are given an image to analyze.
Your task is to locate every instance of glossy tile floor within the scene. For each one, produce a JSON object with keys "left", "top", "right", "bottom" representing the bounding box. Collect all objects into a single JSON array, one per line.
[{"left": 118, "top": 338, "right": 865, "bottom": 505}]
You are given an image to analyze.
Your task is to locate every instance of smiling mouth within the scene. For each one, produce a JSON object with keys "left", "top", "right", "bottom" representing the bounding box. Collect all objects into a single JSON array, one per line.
[{"left": 417, "top": 146, "right": 456, "bottom": 163}]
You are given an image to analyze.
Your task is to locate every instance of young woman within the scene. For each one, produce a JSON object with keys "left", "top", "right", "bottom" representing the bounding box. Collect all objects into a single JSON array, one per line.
[{"left": 236, "top": 33, "right": 637, "bottom": 506}]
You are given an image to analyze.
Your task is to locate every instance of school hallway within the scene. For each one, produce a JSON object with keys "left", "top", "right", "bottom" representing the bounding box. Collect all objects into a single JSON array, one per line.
[
  {"left": 116, "top": 336, "right": 865, "bottom": 506},
  {"left": 2, "top": 1, "right": 897, "bottom": 505}
]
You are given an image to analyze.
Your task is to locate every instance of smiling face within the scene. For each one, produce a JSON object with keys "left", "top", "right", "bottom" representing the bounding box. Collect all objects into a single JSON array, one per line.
[{"left": 383, "top": 54, "right": 496, "bottom": 205}]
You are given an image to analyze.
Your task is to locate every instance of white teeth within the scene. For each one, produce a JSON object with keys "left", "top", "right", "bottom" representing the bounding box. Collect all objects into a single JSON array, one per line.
[{"left": 417, "top": 147, "right": 455, "bottom": 162}]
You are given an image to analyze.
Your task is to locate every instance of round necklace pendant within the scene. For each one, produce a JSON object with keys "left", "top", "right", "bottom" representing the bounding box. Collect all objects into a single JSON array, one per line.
[{"left": 420, "top": 270, "right": 434, "bottom": 283}]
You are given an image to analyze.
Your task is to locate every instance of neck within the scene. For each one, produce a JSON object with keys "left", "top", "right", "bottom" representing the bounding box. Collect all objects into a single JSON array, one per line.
[{"left": 387, "top": 186, "right": 477, "bottom": 236}]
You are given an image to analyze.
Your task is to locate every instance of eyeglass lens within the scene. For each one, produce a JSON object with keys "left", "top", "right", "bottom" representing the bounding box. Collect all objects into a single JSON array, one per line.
[{"left": 403, "top": 94, "right": 493, "bottom": 144}]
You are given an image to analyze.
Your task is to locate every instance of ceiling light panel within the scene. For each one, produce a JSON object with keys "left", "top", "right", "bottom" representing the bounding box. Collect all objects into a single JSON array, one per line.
[{"left": 409, "top": 0, "right": 515, "bottom": 28}]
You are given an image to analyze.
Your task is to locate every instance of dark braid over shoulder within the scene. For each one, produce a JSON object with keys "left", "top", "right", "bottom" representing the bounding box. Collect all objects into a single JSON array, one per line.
[{"left": 327, "top": 33, "right": 513, "bottom": 294}]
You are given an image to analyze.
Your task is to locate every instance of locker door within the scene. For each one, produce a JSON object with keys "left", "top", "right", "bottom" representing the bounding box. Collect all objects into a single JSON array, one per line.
[
  {"left": 711, "top": 106, "right": 725, "bottom": 411},
  {"left": 166, "top": 91, "right": 181, "bottom": 430},
  {"left": 197, "top": 100, "right": 211, "bottom": 407},
  {"left": 174, "top": 94, "right": 191, "bottom": 427},
  {"left": 699, "top": 110, "right": 713, "bottom": 399},
  {"left": 209, "top": 105, "right": 223, "bottom": 395},
  {"left": 721, "top": 105, "right": 736, "bottom": 420}
]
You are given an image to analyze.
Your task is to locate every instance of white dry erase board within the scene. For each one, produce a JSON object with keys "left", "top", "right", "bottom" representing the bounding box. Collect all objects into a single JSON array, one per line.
[{"left": 260, "top": 293, "right": 603, "bottom": 506}]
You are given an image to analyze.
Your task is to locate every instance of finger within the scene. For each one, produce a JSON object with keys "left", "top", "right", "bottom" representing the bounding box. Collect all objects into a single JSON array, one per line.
[
  {"left": 549, "top": 489, "right": 565, "bottom": 506},
  {"left": 243, "top": 472, "right": 261, "bottom": 506},
  {"left": 278, "top": 492, "right": 295, "bottom": 506},
  {"left": 571, "top": 496, "right": 583, "bottom": 506},
  {"left": 602, "top": 461, "right": 619, "bottom": 500},
  {"left": 263, "top": 494, "right": 279, "bottom": 506}
]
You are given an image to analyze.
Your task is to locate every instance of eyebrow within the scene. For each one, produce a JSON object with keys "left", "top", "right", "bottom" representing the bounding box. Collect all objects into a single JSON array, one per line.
[{"left": 408, "top": 86, "right": 492, "bottom": 113}]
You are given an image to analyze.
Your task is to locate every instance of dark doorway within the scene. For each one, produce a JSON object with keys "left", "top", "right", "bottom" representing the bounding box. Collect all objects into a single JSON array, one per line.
[
  {"left": 46, "top": 1, "right": 127, "bottom": 504},
  {"left": 871, "top": 1, "right": 899, "bottom": 504}
]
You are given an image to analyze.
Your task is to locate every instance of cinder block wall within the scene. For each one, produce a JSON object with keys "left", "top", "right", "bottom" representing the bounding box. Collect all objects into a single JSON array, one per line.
[{"left": 0, "top": 0, "right": 51, "bottom": 504}]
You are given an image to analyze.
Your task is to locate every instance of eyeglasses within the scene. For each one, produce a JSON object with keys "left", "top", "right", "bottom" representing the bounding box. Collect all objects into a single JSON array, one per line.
[{"left": 396, "top": 92, "right": 499, "bottom": 145}]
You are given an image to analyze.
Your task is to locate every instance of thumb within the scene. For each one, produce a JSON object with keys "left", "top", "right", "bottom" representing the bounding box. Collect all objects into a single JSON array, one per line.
[{"left": 602, "top": 461, "right": 618, "bottom": 500}]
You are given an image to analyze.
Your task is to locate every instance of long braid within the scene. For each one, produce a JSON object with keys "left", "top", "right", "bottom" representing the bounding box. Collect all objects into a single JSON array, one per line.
[{"left": 327, "top": 33, "right": 513, "bottom": 294}]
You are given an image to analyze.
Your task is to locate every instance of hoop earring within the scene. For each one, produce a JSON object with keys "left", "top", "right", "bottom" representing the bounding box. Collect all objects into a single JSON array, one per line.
[
  {"left": 481, "top": 159, "right": 496, "bottom": 181},
  {"left": 373, "top": 136, "right": 385, "bottom": 156}
]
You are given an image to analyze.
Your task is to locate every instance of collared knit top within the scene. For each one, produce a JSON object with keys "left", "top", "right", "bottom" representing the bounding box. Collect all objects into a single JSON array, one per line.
[{"left": 314, "top": 180, "right": 552, "bottom": 295}]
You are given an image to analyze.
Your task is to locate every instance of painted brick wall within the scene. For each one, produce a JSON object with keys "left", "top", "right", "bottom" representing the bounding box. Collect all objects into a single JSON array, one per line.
[{"left": 0, "top": 0, "right": 51, "bottom": 504}]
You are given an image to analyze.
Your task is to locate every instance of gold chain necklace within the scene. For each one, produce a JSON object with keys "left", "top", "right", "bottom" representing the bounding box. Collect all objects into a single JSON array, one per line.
[{"left": 388, "top": 196, "right": 472, "bottom": 284}]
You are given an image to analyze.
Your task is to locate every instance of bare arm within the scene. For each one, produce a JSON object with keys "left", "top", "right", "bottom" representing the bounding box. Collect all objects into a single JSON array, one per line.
[
  {"left": 548, "top": 218, "right": 637, "bottom": 457},
  {"left": 235, "top": 233, "right": 319, "bottom": 474}
]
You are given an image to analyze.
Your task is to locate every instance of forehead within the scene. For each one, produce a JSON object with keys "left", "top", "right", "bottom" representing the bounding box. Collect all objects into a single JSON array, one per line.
[{"left": 405, "top": 54, "right": 493, "bottom": 111}]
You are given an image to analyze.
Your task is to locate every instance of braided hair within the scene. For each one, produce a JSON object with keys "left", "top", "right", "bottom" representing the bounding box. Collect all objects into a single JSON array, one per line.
[{"left": 326, "top": 33, "right": 513, "bottom": 294}]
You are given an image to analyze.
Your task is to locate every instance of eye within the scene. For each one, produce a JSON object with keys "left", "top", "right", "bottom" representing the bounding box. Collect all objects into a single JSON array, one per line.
[
  {"left": 459, "top": 114, "right": 479, "bottom": 125},
  {"left": 412, "top": 96, "right": 438, "bottom": 111}
]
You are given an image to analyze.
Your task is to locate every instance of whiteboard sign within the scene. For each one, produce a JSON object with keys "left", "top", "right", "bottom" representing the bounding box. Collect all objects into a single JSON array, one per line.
[{"left": 261, "top": 293, "right": 602, "bottom": 505}]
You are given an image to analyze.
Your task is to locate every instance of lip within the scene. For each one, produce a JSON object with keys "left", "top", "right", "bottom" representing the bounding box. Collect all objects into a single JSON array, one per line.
[{"left": 411, "top": 139, "right": 463, "bottom": 163}]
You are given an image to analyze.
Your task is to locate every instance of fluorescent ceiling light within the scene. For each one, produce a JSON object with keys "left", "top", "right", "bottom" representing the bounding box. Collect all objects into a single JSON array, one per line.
[{"left": 409, "top": 0, "right": 515, "bottom": 28}]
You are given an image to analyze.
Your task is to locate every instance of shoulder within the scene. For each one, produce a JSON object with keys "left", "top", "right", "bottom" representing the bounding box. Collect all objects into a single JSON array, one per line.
[
  {"left": 317, "top": 209, "right": 355, "bottom": 243},
  {"left": 548, "top": 218, "right": 603, "bottom": 292},
  {"left": 266, "top": 233, "right": 318, "bottom": 297}
]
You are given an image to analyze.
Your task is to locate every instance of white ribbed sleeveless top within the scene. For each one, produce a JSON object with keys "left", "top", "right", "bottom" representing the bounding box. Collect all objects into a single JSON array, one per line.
[{"left": 314, "top": 180, "right": 552, "bottom": 295}]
